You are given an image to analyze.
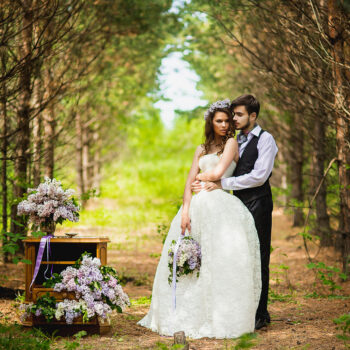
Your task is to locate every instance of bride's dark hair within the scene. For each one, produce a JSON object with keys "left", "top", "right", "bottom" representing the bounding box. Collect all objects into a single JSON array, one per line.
[{"left": 202, "top": 107, "right": 235, "bottom": 156}]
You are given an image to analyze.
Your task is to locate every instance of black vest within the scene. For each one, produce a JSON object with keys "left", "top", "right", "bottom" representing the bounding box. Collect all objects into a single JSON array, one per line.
[{"left": 233, "top": 129, "right": 272, "bottom": 204}]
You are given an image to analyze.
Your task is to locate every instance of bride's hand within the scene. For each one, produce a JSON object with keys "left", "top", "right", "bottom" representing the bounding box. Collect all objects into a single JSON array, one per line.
[
  {"left": 181, "top": 213, "right": 191, "bottom": 235},
  {"left": 196, "top": 173, "right": 203, "bottom": 181},
  {"left": 191, "top": 180, "right": 202, "bottom": 194}
]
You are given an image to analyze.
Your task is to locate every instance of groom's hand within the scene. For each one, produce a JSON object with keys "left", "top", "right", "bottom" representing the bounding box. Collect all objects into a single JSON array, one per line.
[
  {"left": 202, "top": 181, "right": 222, "bottom": 192},
  {"left": 191, "top": 180, "right": 202, "bottom": 194}
]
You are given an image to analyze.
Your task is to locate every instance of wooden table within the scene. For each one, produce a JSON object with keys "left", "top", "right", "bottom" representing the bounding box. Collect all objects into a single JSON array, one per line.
[{"left": 22, "top": 236, "right": 111, "bottom": 334}]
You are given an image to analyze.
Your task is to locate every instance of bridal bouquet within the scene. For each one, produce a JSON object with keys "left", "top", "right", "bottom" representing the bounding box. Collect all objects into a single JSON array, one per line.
[
  {"left": 17, "top": 177, "right": 79, "bottom": 229},
  {"left": 168, "top": 236, "right": 202, "bottom": 284},
  {"left": 19, "top": 253, "right": 130, "bottom": 324}
]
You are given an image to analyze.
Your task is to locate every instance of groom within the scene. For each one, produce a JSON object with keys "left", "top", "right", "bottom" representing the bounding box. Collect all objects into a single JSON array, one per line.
[{"left": 192, "top": 94, "right": 278, "bottom": 330}]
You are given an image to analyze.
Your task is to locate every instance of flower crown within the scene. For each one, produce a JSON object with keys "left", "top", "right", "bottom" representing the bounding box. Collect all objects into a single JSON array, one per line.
[{"left": 204, "top": 98, "right": 231, "bottom": 121}]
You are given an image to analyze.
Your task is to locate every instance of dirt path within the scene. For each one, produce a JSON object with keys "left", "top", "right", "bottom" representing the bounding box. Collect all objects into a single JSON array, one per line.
[{"left": 0, "top": 210, "right": 349, "bottom": 349}]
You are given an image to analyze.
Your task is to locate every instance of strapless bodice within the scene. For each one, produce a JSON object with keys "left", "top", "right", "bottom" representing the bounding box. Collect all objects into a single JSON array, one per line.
[{"left": 198, "top": 153, "right": 236, "bottom": 179}]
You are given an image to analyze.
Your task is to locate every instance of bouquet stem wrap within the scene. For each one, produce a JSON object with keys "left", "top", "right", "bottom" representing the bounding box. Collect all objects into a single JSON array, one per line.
[{"left": 172, "top": 234, "right": 184, "bottom": 312}]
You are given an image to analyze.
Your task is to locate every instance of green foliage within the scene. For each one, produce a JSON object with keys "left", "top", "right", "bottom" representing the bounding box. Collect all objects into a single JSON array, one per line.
[
  {"left": 42, "top": 273, "right": 62, "bottom": 288},
  {"left": 0, "top": 324, "right": 88, "bottom": 350},
  {"left": 334, "top": 313, "right": 350, "bottom": 348},
  {"left": 0, "top": 230, "right": 31, "bottom": 264},
  {"left": 157, "top": 223, "right": 169, "bottom": 244},
  {"left": 270, "top": 262, "right": 290, "bottom": 287},
  {"left": 269, "top": 249, "right": 294, "bottom": 302},
  {"left": 304, "top": 291, "right": 321, "bottom": 299},
  {"left": 130, "top": 296, "right": 152, "bottom": 306},
  {"left": 0, "top": 324, "right": 51, "bottom": 350},
  {"left": 29, "top": 293, "right": 57, "bottom": 322},
  {"left": 231, "top": 333, "right": 257, "bottom": 349},
  {"left": 62, "top": 331, "right": 87, "bottom": 350},
  {"left": 306, "top": 261, "right": 344, "bottom": 294},
  {"left": 269, "top": 289, "right": 293, "bottom": 303}
]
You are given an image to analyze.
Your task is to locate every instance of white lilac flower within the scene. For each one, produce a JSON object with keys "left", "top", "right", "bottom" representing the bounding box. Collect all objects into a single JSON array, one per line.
[
  {"left": 168, "top": 237, "right": 202, "bottom": 283},
  {"left": 17, "top": 177, "right": 80, "bottom": 225},
  {"left": 107, "top": 277, "right": 117, "bottom": 288}
]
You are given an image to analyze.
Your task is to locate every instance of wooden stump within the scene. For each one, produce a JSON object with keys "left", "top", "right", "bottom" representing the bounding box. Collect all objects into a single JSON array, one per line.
[{"left": 174, "top": 331, "right": 189, "bottom": 350}]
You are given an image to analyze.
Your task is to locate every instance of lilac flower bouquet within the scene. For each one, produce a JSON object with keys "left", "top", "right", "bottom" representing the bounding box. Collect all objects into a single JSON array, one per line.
[
  {"left": 168, "top": 236, "right": 202, "bottom": 284},
  {"left": 19, "top": 253, "right": 130, "bottom": 324},
  {"left": 17, "top": 177, "right": 80, "bottom": 228}
]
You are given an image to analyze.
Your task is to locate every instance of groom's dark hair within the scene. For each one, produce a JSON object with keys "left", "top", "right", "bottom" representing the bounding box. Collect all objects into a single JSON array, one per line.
[{"left": 230, "top": 94, "right": 260, "bottom": 117}]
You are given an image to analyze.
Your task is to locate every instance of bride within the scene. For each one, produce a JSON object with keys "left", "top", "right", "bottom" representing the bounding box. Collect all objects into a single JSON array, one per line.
[{"left": 138, "top": 99, "right": 261, "bottom": 339}]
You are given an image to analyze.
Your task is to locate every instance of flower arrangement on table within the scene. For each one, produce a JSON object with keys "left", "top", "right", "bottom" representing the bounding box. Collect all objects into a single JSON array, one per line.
[
  {"left": 17, "top": 177, "right": 80, "bottom": 235},
  {"left": 168, "top": 236, "right": 202, "bottom": 284},
  {"left": 19, "top": 253, "right": 130, "bottom": 324}
]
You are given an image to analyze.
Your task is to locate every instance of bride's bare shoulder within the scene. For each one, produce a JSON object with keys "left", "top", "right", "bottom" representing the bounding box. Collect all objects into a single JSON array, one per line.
[
  {"left": 195, "top": 145, "right": 205, "bottom": 155},
  {"left": 225, "top": 137, "right": 238, "bottom": 149}
]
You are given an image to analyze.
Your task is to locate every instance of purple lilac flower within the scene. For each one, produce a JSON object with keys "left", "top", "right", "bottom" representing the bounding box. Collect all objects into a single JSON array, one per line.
[
  {"left": 168, "top": 237, "right": 202, "bottom": 281},
  {"left": 20, "top": 254, "right": 130, "bottom": 324}
]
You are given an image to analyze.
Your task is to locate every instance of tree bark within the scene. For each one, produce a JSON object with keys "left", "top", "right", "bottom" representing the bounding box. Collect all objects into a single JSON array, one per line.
[
  {"left": 42, "top": 18, "right": 56, "bottom": 179},
  {"left": 92, "top": 126, "right": 101, "bottom": 195},
  {"left": 43, "top": 100, "right": 55, "bottom": 178},
  {"left": 312, "top": 120, "right": 332, "bottom": 246},
  {"left": 10, "top": 0, "right": 33, "bottom": 254},
  {"left": 75, "top": 112, "right": 84, "bottom": 199},
  {"left": 82, "top": 124, "right": 90, "bottom": 195},
  {"left": 289, "top": 114, "right": 304, "bottom": 227},
  {"left": 32, "top": 90, "right": 42, "bottom": 186},
  {"left": 32, "top": 20, "right": 43, "bottom": 187},
  {"left": 1, "top": 46, "right": 9, "bottom": 262},
  {"left": 328, "top": 0, "right": 350, "bottom": 273}
]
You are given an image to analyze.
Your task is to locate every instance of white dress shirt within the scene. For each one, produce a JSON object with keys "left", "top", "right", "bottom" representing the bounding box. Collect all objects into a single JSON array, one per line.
[{"left": 221, "top": 125, "right": 278, "bottom": 191}]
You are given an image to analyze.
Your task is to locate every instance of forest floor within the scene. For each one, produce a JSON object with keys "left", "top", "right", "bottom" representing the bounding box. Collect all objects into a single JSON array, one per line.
[{"left": 0, "top": 207, "right": 349, "bottom": 350}]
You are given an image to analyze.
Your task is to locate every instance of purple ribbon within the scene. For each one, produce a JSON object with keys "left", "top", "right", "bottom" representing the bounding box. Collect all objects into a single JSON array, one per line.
[
  {"left": 29, "top": 235, "right": 53, "bottom": 291},
  {"left": 172, "top": 234, "right": 184, "bottom": 311}
]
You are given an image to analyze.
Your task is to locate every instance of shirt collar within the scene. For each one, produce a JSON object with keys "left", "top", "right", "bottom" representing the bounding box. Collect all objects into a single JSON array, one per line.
[
  {"left": 238, "top": 124, "right": 261, "bottom": 138},
  {"left": 250, "top": 124, "right": 261, "bottom": 137}
]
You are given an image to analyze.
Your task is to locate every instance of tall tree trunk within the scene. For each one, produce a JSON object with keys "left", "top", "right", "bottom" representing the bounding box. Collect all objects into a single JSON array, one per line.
[
  {"left": 82, "top": 125, "right": 90, "bottom": 196},
  {"left": 312, "top": 119, "right": 332, "bottom": 246},
  {"left": 328, "top": 0, "right": 350, "bottom": 273},
  {"left": 10, "top": 0, "right": 33, "bottom": 254},
  {"left": 92, "top": 127, "right": 101, "bottom": 195},
  {"left": 43, "top": 100, "right": 55, "bottom": 178},
  {"left": 289, "top": 115, "right": 304, "bottom": 226},
  {"left": 75, "top": 112, "right": 84, "bottom": 200},
  {"left": 1, "top": 46, "right": 9, "bottom": 263},
  {"left": 32, "top": 87, "right": 42, "bottom": 186},
  {"left": 42, "top": 19, "right": 55, "bottom": 179},
  {"left": 32, "top": 21, "right": 43, "bottom": 186}
]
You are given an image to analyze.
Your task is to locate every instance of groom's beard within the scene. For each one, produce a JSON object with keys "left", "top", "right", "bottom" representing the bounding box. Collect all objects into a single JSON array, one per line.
[{"left": 238, "top": 116, "right": 251, "bottom": 132}]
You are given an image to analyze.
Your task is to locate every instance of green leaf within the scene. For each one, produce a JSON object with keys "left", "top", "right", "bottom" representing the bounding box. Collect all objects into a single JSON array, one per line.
[
  {"left": 7, "top": 246, "right": 17, "bottom": 255},
  {"left": 20, "top": 259, "right": 32, "bottom": 265},
  {"left": 339, "top": 273, "right": 347, "bottom": 281},
  {"left": 306, "top": 262, "right": 316, "bottom": 269}
]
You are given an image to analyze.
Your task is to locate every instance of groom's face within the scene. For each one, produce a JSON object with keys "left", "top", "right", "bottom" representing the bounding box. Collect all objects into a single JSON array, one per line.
[{"left": 233, "top": 105, "right": 256, "bottom": 131}]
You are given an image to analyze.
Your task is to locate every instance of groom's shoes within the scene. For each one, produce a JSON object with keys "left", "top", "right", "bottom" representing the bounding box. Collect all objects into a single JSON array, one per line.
[{"left": 255, "top": 318, "right": 269, "bottom": 330}]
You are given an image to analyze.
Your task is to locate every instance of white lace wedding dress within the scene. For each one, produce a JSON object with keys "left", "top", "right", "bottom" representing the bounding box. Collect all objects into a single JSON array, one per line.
[{"left": 138, "top": 154, "right": 261, "bottom": 339}]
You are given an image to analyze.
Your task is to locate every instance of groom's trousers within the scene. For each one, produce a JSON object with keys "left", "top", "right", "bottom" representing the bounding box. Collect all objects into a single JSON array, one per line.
[{"left": 244, "top": 195, "right": 273, "bottom": 321}]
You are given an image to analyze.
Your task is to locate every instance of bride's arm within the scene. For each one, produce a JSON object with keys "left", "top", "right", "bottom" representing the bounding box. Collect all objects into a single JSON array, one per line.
[
  {"left": 196, "top": 138, "right": 238, "bottom": 182},
  {"left": 181, "top": 145, "right": 202, "bottom": 234}
]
